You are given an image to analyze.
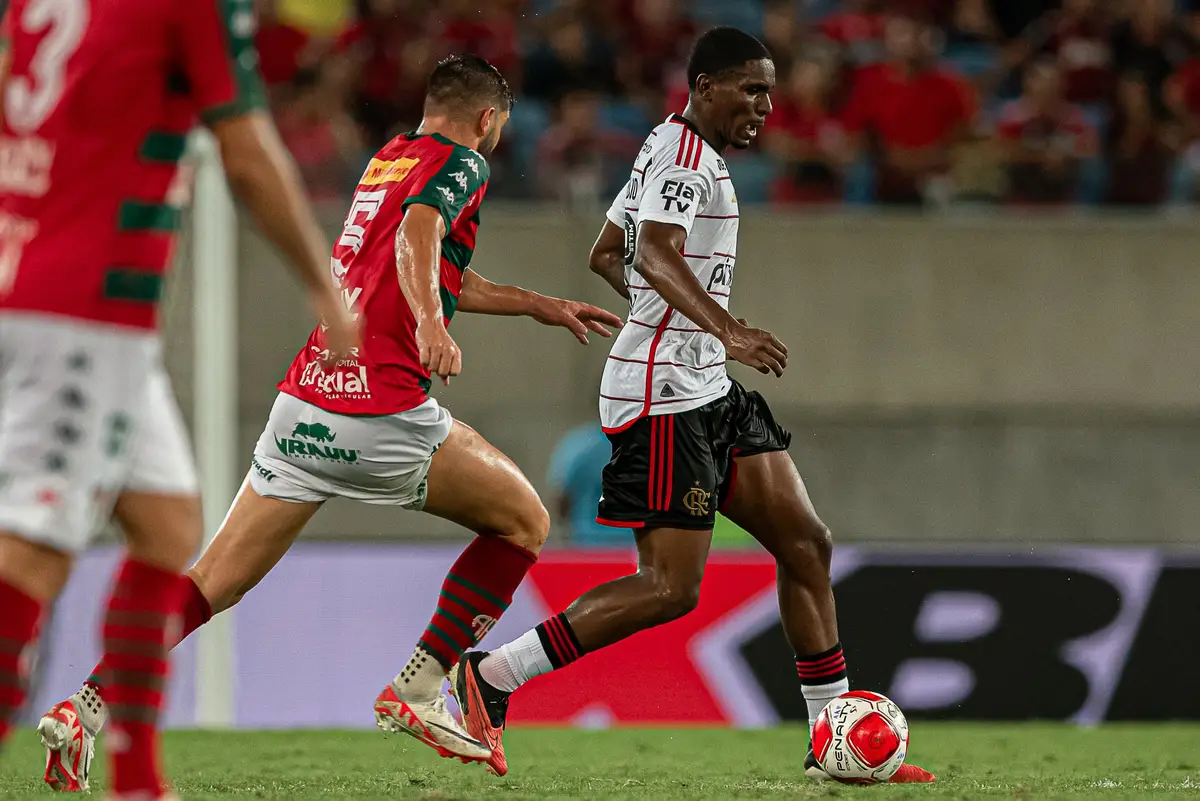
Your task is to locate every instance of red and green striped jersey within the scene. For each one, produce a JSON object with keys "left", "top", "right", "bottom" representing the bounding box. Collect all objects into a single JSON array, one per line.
[
  {"left": 0, "top": 0, "right": 266, "bottom": 330},
  {"left": 279, "top": 131, "right": 490, "bottom": 415}
]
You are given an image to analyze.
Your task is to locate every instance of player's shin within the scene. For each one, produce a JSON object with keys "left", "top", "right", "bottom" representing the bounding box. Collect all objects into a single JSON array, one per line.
[
  {"left": 99, "top": 558, "right": 189, "bottom": 796},
  {"left": 71, "top": 574, "right": 213, "bottom": 734},
  {"left": 394, "top": 534, "right": 537, "bottom": 701},
  {"left": 0, "top": 578, "right": 43, "bottom": 746}
]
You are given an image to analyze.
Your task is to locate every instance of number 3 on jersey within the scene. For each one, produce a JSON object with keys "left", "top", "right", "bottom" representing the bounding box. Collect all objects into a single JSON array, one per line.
[{"left": 5, "top": 0, "right": 89, "bottom": 135}]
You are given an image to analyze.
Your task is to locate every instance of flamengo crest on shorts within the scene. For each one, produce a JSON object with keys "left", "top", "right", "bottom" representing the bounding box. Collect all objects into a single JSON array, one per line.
[{"left": 599, "top": 114, "right": 738, "bottom": 433}]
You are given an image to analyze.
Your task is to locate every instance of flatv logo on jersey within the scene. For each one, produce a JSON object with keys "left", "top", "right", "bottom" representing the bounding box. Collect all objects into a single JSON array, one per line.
[
  {"left": 360, "top": 157, "right": 420, "bottom": 186},
  {"left": 274, "top": 423, "right": 360, "bottom": 463},
  {"left": 682, "top": 482, "right": 712, "bottom": 517},
  {"left": 660, "top": 179, "right": 696, "bottom": 213}
]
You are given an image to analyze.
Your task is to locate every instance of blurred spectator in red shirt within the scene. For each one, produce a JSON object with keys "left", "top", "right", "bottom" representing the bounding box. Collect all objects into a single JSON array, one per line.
[
  {"left": 762, "top": 0, "right": 802, "bottom": 78},
  {"left": 1111, "top": 0, "right": 1197, "bottom": 118},
  {"left": 535, "top": 90, "right": 640, "bottom": 206},
  {"left": 766, "top": 56, "right": 850, "bottom": 204},
  {"left": 1165, "top": 49, "right": 1200, "bottom": 140},
  {"left": 818, "top": 0, "right": 887, "bottom": 69},
  {"left": 432, "top": 0, "right": 520, "bottom": 78},
  {"left": 843, "top": 13, "right": 976, "bottom": 204},
  {"left": 276, "top": 66, "right": 365, "bottom": 202},
  {"left": 336, "top": 0, "right": 416, "bottom": 147},
  {"left": 614, "top": 0, "right": 694, "bottom": 101},
  {"left": 255, "top": 0, "right": 317, "bottom": 89},
  {"left": 1019, "top": 0, "right": 1114, "bottom": 107},
  {"left": 1106, "top": 70, "right": 1178, "bottom": 205},
  {"left": 996, "top": 59, "right": 1098, "bottom": 205},
  {"left": 525, "top": 13, "right": 619, "bottom": 102}
]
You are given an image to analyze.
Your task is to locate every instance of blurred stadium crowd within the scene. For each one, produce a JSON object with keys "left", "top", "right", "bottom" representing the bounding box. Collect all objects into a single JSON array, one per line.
[{"left": 262, "top": 0, "right": 1200, "bottom": 207}]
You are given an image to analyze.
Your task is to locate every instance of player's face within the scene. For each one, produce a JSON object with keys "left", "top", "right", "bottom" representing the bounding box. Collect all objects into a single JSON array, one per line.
[
  {"left": 710, "top": 59, "right": 775, "bottom": 150},
  {"left": 478, "top": 107, "right": 511, "bottom": 155}
]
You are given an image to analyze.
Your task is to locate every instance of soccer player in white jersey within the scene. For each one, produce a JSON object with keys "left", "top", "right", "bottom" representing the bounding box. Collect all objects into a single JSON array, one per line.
[{"left": 449, "top": 28, "right": 935, "bottom": 783}]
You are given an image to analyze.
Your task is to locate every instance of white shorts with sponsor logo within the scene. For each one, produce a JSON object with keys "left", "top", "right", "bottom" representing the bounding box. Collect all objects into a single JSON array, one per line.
[
  {"left": 249, "top": 392, "right": 452, "bottom": 508},
  {"left": 0, "top": 313, "right": 199, "bottom": 553}
]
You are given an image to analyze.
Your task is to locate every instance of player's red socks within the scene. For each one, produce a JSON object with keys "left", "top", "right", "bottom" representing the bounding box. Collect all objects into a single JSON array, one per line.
[
  {"left": 0, "top": 579, "right": 42, "bottom": 746},
  {"left": 86, "top": 574, "right": 212, "bottom": 691},
  {"left": 100, "top": 559, "right": 189, "bottom": 796},
  {"left": 416, "top": 535, "right": 537, "bottom": 670}
]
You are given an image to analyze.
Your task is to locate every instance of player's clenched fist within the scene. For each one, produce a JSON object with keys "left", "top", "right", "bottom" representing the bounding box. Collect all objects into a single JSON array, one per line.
[
  {"left": 417, "top": 321, "right": 462, "bottom": 385},
  {"left": 722, "top": 319, "right": 788, "bottom": 377}
]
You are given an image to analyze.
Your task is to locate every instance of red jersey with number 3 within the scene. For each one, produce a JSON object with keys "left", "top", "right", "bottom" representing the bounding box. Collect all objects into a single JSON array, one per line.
[
  {"left": 277, "top": 132, "right": 490, "bottom": 416},
  {"left": 0, "top": 0, "right": 266, "bottom": 330}
]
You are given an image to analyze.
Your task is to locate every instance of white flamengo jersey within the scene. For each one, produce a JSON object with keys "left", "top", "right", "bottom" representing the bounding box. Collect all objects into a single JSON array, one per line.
[{"left": 600, "top": 114, "right": 739, "bottom": 433}]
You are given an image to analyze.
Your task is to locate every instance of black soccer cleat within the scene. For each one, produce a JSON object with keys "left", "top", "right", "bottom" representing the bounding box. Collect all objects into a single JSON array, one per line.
[{"left": 449, "top": 651, "right": 511, "bottom": 776}]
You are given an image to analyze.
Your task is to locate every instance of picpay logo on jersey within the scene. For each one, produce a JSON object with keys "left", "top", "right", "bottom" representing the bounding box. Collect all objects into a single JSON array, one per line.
[{"left": 660, "top": 179, "right": 696, "bottom": 213}]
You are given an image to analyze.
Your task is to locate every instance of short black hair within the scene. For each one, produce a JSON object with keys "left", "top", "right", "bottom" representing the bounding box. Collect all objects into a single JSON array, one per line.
[
  {"left": 425, "top": 54, "right": 514, "bottom": 115},
  {"left": 686, "top": 27, "right": 772, "bottom": 90}
]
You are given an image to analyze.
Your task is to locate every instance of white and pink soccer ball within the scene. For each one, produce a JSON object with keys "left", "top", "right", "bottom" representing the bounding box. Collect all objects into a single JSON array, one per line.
[{"left": 812, "top": 690, "right": 909, "bottom": 784}]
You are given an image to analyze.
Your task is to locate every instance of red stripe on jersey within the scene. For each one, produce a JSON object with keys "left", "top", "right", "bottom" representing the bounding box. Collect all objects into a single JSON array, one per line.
[
  {"left": 664, "top": 415, "right": 675, "bottom": 510},
  {"left": 691, "top": 136, "right": 703, "bottom": 170},
  {"left": 596, "top": 517, "right": 644, "bottom": 529},
  {"left": 648, "top": 416, "right": 658, "bottom": 509},
  {"left": 675, "top": 130, "right": 689, "bottom": 166},
  {"left": 684, "top": 132, "right": 697, "bottom": 171}
]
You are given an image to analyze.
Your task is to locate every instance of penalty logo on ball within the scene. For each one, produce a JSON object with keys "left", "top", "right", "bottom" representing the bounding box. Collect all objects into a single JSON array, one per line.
[{"left": 812, "top": 691, "right": 909, "bottom": 784}]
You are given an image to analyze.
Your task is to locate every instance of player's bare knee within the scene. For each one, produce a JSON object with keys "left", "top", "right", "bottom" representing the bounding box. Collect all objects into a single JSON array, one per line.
[
  {"left": 648, "top": 576, "right": 701, "bottom": 624},
  {"left": 776, "top": 520, "right": 834, "bottom": 578},
  {"left": 496, "top": 497, "right": 550, "bottom": 554}
]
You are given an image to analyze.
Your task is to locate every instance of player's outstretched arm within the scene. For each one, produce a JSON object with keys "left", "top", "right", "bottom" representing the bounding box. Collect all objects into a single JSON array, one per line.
[
  {"left": 456, "top": 270, "right": 622, "bottom": 345},
  {"left": 588, "top": 220, "right": 631, "bottom": 300},
  {"left": 636, "top": 221, "right": 788, "bottom": 377},
  {"left": 209, "top": 112, "right": 358, "bottom": 363},
  {"left": 396, "top": 204, "right": 461, "bottom": 383}
]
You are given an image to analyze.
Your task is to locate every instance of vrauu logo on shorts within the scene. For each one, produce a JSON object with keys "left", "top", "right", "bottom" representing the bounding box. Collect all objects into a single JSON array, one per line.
[{"left": 275, "top": 423, "right": 360, "bottom": 463}]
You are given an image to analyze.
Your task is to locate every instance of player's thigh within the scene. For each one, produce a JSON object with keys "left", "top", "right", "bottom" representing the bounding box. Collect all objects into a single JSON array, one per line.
[
  {"left": 118, "top": 363, "right": 203, "bottom": 570},
  {"left": 722, "top": 450, "right": 833, "bottom": 567},
  {"left": 631, "top": 524, "right": 713, "bottom": 608},
  {"left": 188, "top": 476, "right": 321, "bottom": 613},
  {"left": 0, "top": 532, "right": 73, "bottom": 602},
  {"left": 0, "top": 315, "right": 148, "bottom": 556},
  {"left": 422, "top": 420, "right": 549, "bottom": 550}
]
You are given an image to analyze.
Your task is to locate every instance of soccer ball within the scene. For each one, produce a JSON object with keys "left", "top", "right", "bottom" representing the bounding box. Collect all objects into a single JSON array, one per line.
[{"left": 811, "top": 690, "right": 909, "bottom": 784}]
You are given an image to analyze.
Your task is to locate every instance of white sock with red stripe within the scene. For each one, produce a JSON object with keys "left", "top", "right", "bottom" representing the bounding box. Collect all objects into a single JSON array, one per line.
[
  {"left": 479, "top": 613, "right": 582, "bottom": 693},
  {"left": 796, "top": 642, "right": 850, "bottom": 730}
]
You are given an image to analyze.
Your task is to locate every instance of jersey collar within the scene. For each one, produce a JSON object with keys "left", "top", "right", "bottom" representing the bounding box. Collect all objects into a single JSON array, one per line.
[{"left": 669, "top": 113, "right": 719, "bottom": 153}]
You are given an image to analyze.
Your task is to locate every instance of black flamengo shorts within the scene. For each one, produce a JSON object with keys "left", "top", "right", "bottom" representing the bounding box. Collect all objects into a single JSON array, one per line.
[{"left": 596, "top": 379, "right": 792, "bottom": 531}]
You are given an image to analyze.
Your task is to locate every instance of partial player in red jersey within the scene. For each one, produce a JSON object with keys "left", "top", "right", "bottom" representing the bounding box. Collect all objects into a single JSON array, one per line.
[
  {"left": 0, "top": 0, "right": 356, "bottom": 797},
  {"left": 41, "top": 54, "right": 622, "bottom": 776}
]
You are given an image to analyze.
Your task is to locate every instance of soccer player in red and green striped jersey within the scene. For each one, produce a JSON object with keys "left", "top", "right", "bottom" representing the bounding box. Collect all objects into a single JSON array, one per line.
[
  {"left": 40, "top": 54, "right": 622, "bottom": 774},
  {"left": 0, "top": 0, "right": 356, "bottom": 797}
]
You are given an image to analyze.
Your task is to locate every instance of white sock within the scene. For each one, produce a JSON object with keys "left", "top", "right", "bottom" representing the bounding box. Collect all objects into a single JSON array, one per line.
[
  {"left": 803, "top": 677, "right": 850, "bottom": 730},
  {"left": 73, "top": 683, "right": 108, "bottom": 735},
  {"left": 478, "top": 629, "right": 553, "bottom": 693},
  {"left": 393, "top": 646, "right": 446, "bottom": 701}
]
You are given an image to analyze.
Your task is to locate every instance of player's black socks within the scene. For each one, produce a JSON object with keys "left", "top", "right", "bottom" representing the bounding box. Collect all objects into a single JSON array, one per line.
[{"left": 534, "top": 612, "right": 584, "bottom": 670}]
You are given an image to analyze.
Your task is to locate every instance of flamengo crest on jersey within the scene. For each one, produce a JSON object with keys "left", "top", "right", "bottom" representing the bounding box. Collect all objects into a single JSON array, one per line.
[{"left": 599, "top": 114, "right": 737, "bottom": 433}]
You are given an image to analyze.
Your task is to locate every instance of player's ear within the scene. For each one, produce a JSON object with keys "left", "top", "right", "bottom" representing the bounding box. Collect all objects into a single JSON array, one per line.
[
  {"left": 479, "top": 106, "right": 497, "bottom": 137},
  {"left": 694, "top": 74, "right": 713, "bottom": 101}
]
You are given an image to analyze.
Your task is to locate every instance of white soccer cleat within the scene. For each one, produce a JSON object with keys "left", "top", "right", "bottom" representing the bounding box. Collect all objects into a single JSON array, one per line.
[
  {"left": 373, "top": 683, "right": 491, "bottom": 764},
  {"left": 39, "top": 698, "right": 96, "bottom": 792}
]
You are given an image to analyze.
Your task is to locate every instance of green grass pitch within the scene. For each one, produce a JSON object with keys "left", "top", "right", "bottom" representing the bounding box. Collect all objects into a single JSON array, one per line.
[{"left": 2, "top": 724, "right": 1199, "bottom": 799}]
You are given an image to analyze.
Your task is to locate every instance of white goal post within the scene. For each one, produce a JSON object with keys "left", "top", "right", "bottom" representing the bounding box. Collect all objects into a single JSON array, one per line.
[{"left": 187, "top": 129, "right": 238, "bottom": 728}]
